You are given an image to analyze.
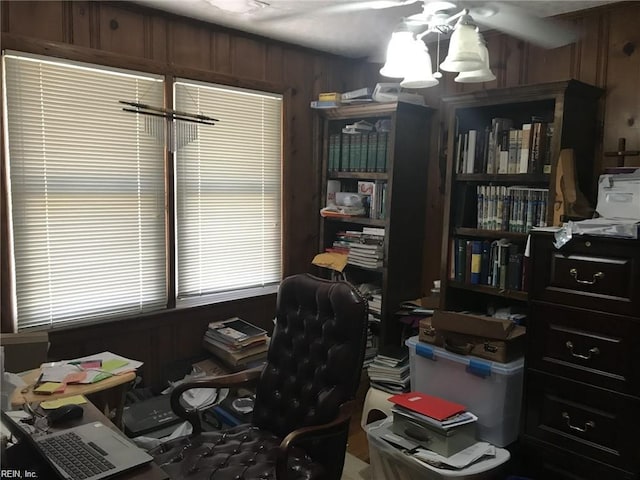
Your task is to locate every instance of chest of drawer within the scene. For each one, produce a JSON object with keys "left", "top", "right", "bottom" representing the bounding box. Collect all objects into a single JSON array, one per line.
[
  {"left": 524, "top": 370, "right": 640, "bottom": 472},
  {"left": 528, "top": 303, "right": 640, "bottom": 395},
  {"left": 522, "top": 437, "right": 636, "bottom": 480},
  {"left": 530, "top": 234, "right": 640, "bottom": 316}
]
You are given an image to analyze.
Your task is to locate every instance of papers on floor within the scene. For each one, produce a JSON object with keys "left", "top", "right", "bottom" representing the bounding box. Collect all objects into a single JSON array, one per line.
[
  {"left": 40, "top": 351, "right": 142, "bottom": 385},
  {"left": 413, "top": 442, "right": 496, "bottom": 469}
]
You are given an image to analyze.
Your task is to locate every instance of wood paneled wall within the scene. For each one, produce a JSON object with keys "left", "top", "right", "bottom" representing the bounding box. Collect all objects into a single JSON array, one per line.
[
  {"left": 0, "top": 0, "right": 371, "bottom": 388},
  {"left": 2, "top": 1, "right": 639, "bottom": 388}
]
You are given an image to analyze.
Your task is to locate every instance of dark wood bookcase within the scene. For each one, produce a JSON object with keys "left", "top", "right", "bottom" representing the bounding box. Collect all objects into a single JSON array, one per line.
[
  {"left": 439, "top": 80, "right": 603, "bottom": 315},
  {"left": 315, "top": 102, "right": 433, "bottom": 348}
]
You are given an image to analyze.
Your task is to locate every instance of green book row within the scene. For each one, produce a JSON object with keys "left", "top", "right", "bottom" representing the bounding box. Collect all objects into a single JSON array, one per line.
[{"left": 328, "top": 132, "right": 389, "bottom": 173}]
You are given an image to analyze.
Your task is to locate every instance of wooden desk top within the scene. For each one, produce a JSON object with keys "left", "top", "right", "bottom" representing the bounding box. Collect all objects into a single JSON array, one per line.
[
  {"left": 6, "top": 397, "right": 169, "bottom": 480},
  {"left": 11, "top": 368, "right": 136, "bottom": 407}
]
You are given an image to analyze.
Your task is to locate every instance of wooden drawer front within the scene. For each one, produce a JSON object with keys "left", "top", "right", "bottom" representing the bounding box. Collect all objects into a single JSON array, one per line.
[
  {"left": 525, "top": 371, "right": 640, "bottom": 472},
  {"left": 528, "top": 303, "right": 640, "bottom": 394},
  {"left": 522, "top": 436, "right": 636, "bottom": 480},
  {"left": 531, "top": 235, "right": 639, "bottom": 316}
]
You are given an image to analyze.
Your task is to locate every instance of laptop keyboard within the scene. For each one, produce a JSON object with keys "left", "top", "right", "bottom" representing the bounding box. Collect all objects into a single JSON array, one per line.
[{"left": 38, "top": 431, "right": 116, "bottom": 480}]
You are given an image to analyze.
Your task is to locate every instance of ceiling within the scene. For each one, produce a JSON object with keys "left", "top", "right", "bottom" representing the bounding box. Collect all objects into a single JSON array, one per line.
[{"left": 132, "top": 0, "right": 619, "bottom": 62}]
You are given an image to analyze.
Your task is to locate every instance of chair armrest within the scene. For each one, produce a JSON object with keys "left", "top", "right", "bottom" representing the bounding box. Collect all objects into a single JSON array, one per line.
[
  {"left": 275, "top": 400, "right": 355, "bottom": 480},
  {"left": 170, "top": 367, "right": 263, "bottom": 435}
]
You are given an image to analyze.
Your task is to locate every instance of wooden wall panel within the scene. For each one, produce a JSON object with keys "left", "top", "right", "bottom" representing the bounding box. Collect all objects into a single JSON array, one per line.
[
  {"left": 170, "top": 20, "right": 212, "bottom": 70},
  {"left": 70, "top": 1, "right": 92, "bottom": 48},
  {"left": 265, "top": 43, "right": 284, "bottom": 86},
  {"left": 5, "top": 0, "right": 65, "bottom": 42},
  {"left": 526, "top": 43, "right": 576, "bottom": 85},
  {"left": 97, "top": 3, "right": 146, "bottom": 58},
  {"left": 232, "top": 35, "right": 266, "bottom": 80},
  {"left": 211, "top": 31, "right": 232, "bottom": 75},
  {"left": 150, "top": 15, "right": 167, "bottom": 63},
  {"left": 601, "top": 3, "right": 640, "bottom": 169}
]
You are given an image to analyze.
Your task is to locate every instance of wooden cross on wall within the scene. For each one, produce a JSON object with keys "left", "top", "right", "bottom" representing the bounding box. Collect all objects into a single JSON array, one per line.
[{"left": 604, "top": 137, "right": 639, "bottom": 167}]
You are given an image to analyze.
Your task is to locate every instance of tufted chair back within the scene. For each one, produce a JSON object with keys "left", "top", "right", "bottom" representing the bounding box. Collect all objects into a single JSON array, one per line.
[
  {"left": 151, "top": 273, "right": 368, "bottom": 480},
  {"left": 252, "top": 273, "right": 368, "bottom": 437}
]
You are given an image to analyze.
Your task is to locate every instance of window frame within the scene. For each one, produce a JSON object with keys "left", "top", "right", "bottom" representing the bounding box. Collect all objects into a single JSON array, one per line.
[{"left": 1, "top": 50, "right": 287, "bottom": 331}]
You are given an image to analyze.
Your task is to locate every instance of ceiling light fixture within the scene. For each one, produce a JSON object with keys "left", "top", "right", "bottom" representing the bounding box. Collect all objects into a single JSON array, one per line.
[{"left": 380, "top": 8, "right": 495, "bottom": 88}]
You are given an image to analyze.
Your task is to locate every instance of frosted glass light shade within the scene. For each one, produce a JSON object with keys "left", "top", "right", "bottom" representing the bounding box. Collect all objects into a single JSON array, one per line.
[
  {"left": 380, "top": 31, "right": 415, "bottom": 78},
  {"left": 440, "top": 20, "right": 483, "bottom": 72},
  {"left": 454, "top": 41, "right": 496, "bottom": 83},
  {"left": 400, "top": 42, "right": 439, "bottom": 89}
]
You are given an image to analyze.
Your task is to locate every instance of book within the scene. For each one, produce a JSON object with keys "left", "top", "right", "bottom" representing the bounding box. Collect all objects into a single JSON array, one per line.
[
  {"left": 203, "top": 338, "right": 269, "bottom": 368},
  {"left": 318, "top": 92, "right": 341, "bottom": 102},
  {"left": 341, "top": 87, "right": 372, "bottom": 100},
  {"left": 389, "top": 392, "right": 466, "bottom": 421},
  {"left": 207, "top": 317, "right": 267, "bottom": 347},
  {"left": 310, "top": 100, "right": 339, "bottom": 109}
]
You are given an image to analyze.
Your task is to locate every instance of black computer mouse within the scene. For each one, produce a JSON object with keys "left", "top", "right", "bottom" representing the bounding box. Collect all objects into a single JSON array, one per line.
[{"left": 47, "top": 404, "right": 84, "bottom": 425}]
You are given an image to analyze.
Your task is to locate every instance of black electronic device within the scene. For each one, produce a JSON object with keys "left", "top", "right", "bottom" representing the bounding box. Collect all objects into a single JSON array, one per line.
[
  {"left": 46, "top": 404, "right": 84, "bottom": 426},
  {"left": 122, "top": 395, "right": 182, "bottom": 438}
]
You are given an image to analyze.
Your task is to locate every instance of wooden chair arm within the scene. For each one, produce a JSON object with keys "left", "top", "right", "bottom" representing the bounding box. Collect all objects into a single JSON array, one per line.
[
  {"left": 275, "top": 400, "right": 355, "bottom": 480},
  {"left": 170, "top": 367, "right": 263, "bottom": 435}
]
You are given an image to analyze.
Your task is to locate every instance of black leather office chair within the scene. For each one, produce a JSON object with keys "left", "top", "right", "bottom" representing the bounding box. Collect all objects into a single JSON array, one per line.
[{"left": 150, "top": 273, "right": 368, "bottom": 480}]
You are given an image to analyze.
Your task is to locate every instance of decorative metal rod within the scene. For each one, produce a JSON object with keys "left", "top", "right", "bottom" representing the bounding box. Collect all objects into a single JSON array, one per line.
[{"left": 119, "top": 100, "right": 219, "bottom": 124}]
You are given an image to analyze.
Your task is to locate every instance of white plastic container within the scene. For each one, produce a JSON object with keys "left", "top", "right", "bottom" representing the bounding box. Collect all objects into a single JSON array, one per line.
[
  {"left": 366, "top": 419, "right": 511, "bottom": 480},
  {"left": 405, "top": 336, "right": 524, "bottom": 447}
]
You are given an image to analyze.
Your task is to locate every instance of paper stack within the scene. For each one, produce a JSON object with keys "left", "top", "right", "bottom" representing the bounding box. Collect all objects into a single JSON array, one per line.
[{"left": 203, "top": 317, "right": 269, "bottom": 369}]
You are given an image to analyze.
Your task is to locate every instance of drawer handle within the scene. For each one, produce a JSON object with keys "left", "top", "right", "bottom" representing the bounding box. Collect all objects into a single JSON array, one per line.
[
  {"left": 565, "top": 341, "right": 600, "bottom": 360},
  {"left": 562, "top": 412, "right": 595, "bottom": 433},
  {"left": 569, "top": 268, "right": 604, "bottom": 285}
]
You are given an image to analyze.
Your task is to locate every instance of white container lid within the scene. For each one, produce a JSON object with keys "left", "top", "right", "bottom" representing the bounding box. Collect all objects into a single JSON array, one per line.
[{"left": 405, "top": 336, "right": 524, "bottom": 377}]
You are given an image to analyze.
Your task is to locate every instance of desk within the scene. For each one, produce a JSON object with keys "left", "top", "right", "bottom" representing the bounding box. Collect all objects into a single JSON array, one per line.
[
  {"left": 2, "top": 397, "right": 168, "bottom": 480},
  {"left": 11, "top": 369, "right": 135, "bottom": 428}
]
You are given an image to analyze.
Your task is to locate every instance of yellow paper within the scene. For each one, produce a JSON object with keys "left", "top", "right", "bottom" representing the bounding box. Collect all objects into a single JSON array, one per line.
[
  {"left": 101, "top": 359, "right": 129, "bottom": 372},
  {"left": 312, "top": 252, "right": 348, "bottom": 272},
  {"left": 34, "top": 382, "right": 65, "bottom": 394},
  {"left": 40, "top": 395, "right": 87, "bottom": 410}
]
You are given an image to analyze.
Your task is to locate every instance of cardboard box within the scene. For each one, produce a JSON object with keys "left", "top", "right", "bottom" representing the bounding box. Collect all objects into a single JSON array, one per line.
[
  {"left": 431, "top": 310, "right": 515, "bottom": 340},
  {"left": 0, "top": 332, "right": 49, "bottom": 373}
]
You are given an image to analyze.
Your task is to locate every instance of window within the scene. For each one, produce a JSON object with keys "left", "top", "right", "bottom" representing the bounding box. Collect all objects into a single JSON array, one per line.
[
  {"left": 3, "top": 53, "right": 284, "bottom": 331},
  {"left": 3, "top": 53, "right": 166, "bottom": 329},
  {"left": 174, "top": 80, "right": 282, "bottom": 303}
]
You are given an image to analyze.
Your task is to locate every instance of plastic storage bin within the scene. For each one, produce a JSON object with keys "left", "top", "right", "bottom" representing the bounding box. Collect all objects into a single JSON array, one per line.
[
  {"left": 366, "top": 419, "right": 511, "bottom": 480},
  {"left": 406, "top": 336, "right": 524, "bottom": 447}
]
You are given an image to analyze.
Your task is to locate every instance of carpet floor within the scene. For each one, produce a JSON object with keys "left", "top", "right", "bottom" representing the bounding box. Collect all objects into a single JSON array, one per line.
[{"left": 341, "top": 452, "right": 372, "bottom": 480}]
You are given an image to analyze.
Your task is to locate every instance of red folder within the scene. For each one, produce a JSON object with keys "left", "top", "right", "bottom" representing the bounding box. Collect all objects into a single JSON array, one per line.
[{"left": 389, "top": 392, "right": 466, "bottom": 421}]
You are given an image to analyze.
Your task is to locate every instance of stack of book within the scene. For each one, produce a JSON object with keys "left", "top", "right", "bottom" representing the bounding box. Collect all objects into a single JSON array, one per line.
[
  {"left": 367, "top": 345, "right": 410, "bottom": 394},
  {"left": 347, "top": 227, "right": 385, "bottom": 270},
  {"left": 388, "top": 392, "right": 478, "bottom": 457},
  {"left": 202, "top": 317, "right": 269, "bottom": 369}
]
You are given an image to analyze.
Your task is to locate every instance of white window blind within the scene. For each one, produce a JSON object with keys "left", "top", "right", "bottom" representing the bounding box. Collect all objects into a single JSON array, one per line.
[
  {"left": 4, "top": 53, "right": 167, "bottom": 330},
  {"left": 174, "top": 80, "right": 282, "bottom": 300}
]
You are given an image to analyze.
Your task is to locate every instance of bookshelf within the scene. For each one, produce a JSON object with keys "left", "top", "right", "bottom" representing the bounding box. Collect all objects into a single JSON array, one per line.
[
  {"left": 316, "top": 101, "right": 434, "bottom": 349},
  {"left": 439, "top": 80, "right": 603, "bottom": 315}
]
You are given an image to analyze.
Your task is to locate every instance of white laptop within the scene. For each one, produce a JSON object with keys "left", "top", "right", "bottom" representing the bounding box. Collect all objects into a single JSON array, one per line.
[{"left": 2, "top": 409, "right": 153, "bottom": 480}]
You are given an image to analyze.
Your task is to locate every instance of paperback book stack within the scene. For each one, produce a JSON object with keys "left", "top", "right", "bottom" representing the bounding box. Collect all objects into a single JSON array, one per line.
[
  {"left": 367, "top": 345, "right": 410, "bottom": 394},
  {"left": 203, "top": 317, "right": 269, "bottom": 370},
  {"left": 347, "top": 227, "right": 385, "bottom": 270}
]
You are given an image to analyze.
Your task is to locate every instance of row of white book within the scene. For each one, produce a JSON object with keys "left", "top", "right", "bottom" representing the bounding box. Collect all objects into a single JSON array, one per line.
[{"left": 476, "top": 185, "right": 549, "bottom": 232}]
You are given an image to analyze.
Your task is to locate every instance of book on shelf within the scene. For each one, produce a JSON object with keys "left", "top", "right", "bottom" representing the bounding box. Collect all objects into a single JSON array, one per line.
[
  {"left": 318, "top": 91, "right": 341, "bottom": 102},
  {"left": 342, "top": 87, "right": 372, "bottom": 100},
  {"left": 310, "top": 100, "right": 340, "bottom": 109}
]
